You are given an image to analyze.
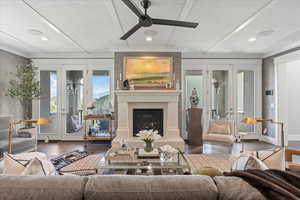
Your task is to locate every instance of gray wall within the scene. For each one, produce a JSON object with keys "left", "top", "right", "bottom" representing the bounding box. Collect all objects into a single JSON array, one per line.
[
  {"left": 114, "top": 52, "right": 182, "bottom": 135},
  {"left": 0, "top": 50, "right": 29, "bottom": 120}
]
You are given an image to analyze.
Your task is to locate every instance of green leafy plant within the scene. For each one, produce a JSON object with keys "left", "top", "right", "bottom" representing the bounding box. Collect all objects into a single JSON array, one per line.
[{"left": 6, "top": 60, "right": 41, "bottom": 128}]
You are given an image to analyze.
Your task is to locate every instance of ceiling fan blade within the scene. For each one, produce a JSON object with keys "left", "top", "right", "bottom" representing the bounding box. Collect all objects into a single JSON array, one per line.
[
  {"left": 120, "top": 23, "right": 142, "bottom": 40},
  {"left": 121, "top": 0, "right": 143, "bottom": 18},
  {"left": 152, "top": 18, "right": 198, "bottom": 28}
]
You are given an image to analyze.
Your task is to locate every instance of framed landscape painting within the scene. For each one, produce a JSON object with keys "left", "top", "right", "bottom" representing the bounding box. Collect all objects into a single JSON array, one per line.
[{"left": 124, "top": 57, "right": 173, "bottom": 88}]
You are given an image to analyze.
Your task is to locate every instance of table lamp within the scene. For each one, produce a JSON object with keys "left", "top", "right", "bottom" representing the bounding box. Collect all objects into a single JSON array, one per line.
[{"left": 242, "top": 117, "right": 285, "bottom": 147}]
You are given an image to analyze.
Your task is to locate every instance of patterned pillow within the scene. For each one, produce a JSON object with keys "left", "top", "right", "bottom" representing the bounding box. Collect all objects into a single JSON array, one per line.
[
  {"left": 231, "top": 155, "right": 268, "bottom": 171},
  {"left": 3, "top": 152, "right": 56, "bottom": 175},
  {"left": 21, "top": 157, "right": 47, "bottom": 176},
  {"left": 3, "top": 153, "right": 27, "bottom": 174}
]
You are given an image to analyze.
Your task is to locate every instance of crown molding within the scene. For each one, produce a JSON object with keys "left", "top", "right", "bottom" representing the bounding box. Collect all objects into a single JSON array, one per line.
[{"left": 0, "top": 44, "right": 31, "bottom": 58}]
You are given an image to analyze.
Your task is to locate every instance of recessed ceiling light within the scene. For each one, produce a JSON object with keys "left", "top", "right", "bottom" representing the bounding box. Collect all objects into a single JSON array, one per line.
[
  {"left": 41, "top": 36, "right": 48, "bottom": 41},
  {"left": 146, "top": 36, "right": 152, "bottom": 42},
  {"left": 248, "top": 37, "right": 256, "bottom": 42}
]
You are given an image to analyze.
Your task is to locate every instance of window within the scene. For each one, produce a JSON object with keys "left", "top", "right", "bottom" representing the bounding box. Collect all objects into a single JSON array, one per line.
[
  {"left": 92, "top": 70, "right": 111, "bottom": 114},
  {"left": 50, "top": 72, "right": 57, "bottom": 114}
]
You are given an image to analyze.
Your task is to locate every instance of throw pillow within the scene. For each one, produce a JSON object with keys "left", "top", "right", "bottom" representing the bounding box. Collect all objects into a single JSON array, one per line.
[
  {"left": 3, "top": 153, "right": 27, "bottom": 174},
  {"left": 3, "top": 152, "right": 56, "bottom": 175},
  {"left": 21, "top": 157, "right": 47, "bottom": 176},
  {"left": 231, "top": 155, "right": 268, "bottom": 171},
  {"left": 193, "top": 167, "right": 223, "bottom": 177}
]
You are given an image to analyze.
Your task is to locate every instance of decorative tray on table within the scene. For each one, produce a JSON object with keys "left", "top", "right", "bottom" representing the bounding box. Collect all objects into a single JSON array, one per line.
[{"left": 137, "top": 148, "right": 160, "bottom": 159}]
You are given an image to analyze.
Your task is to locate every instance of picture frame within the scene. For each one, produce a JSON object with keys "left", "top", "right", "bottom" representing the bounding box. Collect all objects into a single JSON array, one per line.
[{"left": 123, "top": 56, "right": 173, "bottom": 89}]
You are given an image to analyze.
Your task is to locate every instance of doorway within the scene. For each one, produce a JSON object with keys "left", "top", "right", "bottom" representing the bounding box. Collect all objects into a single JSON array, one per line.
[
  {"left": 183, "top": 64, "right": 261, "bottom": 139},
  {"left": 38, "top": 66, "right": 112, "bottom": 141}
]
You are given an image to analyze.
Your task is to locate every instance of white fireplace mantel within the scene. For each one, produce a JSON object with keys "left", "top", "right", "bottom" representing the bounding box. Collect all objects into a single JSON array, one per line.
[{"left": 112, "top": 90, "right": 185, "bottom": 151}]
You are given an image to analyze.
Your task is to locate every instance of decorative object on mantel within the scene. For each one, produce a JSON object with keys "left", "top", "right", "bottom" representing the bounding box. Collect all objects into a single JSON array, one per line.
[
  {"left": 190, "top": 88, "right": 200, "bottom": 107},
  {"left": 130, "top": 84, "right": 135, "bottom": 90},
  {"left": 137, "top": 129, "right": 161, "bottom": 152},
  {"left": 123, "top": 79, "right": 130, "bottom": 90}
]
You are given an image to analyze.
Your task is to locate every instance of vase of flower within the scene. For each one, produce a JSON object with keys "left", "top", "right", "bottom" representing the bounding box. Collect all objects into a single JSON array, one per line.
[
  {"left": 137, "top": 129, "right": 161, "bottom": 153},
  {"left": 144, "top": 141, "right": 154, "bottom": 152}
]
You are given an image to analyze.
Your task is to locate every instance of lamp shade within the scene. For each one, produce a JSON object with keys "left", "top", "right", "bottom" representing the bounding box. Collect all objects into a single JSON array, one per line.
[
  {"left": 36, "top": 118, "right": 51, "bottom": 125},
  {"left": 242, "top": 118, "right": 258, "bottom": 124}
]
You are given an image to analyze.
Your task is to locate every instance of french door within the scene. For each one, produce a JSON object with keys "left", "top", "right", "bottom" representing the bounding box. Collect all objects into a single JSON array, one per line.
[
  {"left": 38, "top": 66, "right": 112, "bottom": 141},
  {"left": 184, "top": 64, "right": 261, "bottom": 138}
]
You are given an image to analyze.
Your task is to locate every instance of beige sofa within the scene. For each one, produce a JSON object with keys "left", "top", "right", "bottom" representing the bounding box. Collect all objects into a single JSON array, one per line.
[{"left": 0, "top": 175, "right": 266, "bottom": 200}]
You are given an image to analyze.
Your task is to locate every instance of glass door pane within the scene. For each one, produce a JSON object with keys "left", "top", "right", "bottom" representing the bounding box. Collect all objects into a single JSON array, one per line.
[
  {"left": 186, "top": 71, "right": 204, "bottom": 108},
  {"left": 185, "top": 70, "right": 205, "bottom": 138},
  {"left": 236, "top": 70, "right": 255, "bottom": 132},
  {"left": 211, "top": 70, "right": 230, "bottom": 120},
  {"left": 90, "top": 70, "right": 111, "bottom": 136},
  {"left": 65, "top": 70, "right": 84, "bottom": 136},
  {"left": 39, "top": 71, "right": 58, "bottom": 134}
]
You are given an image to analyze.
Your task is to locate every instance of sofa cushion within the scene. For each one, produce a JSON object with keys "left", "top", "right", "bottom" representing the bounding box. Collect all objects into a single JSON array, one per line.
[
  {"left": 85, "top": 175, "right": 218, "bottom": 200},
  {"left": 0, "top": 175, "right": 87, "bottom": 200},
  {"left": 214, "top": 176, "right": 266, "bottom": 200}
]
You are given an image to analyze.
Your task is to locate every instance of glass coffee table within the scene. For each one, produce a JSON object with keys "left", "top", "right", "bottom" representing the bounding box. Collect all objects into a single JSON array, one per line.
[{"left": 97, "top": 147, "right": 191, "bottom": 175}]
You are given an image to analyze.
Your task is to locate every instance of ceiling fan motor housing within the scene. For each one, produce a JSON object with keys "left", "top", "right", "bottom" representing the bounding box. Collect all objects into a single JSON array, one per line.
[{"left": 140, "top": 16, "right": 152, "bottom": 27}]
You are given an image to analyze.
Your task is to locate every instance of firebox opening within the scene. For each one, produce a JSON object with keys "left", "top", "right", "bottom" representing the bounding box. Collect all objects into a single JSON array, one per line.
[{"left": 133, "top": 109, "right": 163, "bottom": 137}]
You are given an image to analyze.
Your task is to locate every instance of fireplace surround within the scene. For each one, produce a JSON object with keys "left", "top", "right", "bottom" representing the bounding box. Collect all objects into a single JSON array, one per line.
[{"left": 112, "top": 90, "right": 184, "bottom": 151}]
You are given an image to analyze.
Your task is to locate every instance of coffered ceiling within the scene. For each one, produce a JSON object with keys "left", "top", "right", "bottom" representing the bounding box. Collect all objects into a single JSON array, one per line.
[{"left": 0, "top": 0, "right": 300, "bottom": 58}]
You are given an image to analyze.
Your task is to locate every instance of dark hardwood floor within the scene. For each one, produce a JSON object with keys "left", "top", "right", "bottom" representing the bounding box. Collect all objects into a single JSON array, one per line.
[{"left": 36, "top": 140, "right": 299, "bottom": 158}]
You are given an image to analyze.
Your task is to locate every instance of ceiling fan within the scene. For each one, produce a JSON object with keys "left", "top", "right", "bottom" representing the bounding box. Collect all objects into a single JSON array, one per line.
[{"left": 120, "top": 0, "right": 199, "bottom": 40}]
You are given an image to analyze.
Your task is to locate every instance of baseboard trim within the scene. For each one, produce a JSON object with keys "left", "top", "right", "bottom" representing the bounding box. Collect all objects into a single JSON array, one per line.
[
  {"left": 288, "top": 135, "right": 300, "bottom": 141},
  {"left": 260, "top": 135, "right": 277, "bottom": 145}
]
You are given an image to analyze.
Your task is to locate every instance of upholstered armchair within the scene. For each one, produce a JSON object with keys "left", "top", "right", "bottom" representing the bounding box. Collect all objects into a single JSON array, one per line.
[{"left": 203, "top": 120, "right": 236, "bottom": 145}]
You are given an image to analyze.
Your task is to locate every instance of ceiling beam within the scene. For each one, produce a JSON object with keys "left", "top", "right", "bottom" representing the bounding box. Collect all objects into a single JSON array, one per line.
[
  {"left": 166, "top": 0, "right": 195, "bottom": 46},
  {"left": 22, "top": 0, "right": 89, "bottom": 53},
  {"left": 104, "top": 0, "right": 129, "bottom": 47},
  {"left": 205, "top": 0, "right": 276, "bottom": 53}
]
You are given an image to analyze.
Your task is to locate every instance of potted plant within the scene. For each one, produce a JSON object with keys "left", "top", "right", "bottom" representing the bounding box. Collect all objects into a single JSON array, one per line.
[
  {"left": 137, "top": 129, "right": 161, "bottom": 152},
  {"left": 6, "top": 60, "right": 41, "bottom": 136}
]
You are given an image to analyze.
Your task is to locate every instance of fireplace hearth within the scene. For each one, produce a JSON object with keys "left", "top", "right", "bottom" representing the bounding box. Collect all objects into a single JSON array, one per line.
[{"left": 133, "top": 109, "right": 163, "bottom": 137}]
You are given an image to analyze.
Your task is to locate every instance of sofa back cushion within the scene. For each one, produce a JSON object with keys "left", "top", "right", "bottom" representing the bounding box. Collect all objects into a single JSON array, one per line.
[
  {"left": 0, "top": 175, "right": 87, "bottom": 200},
  {"left": 85, "top": 175, "right": 218, "bottom": 200}
]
